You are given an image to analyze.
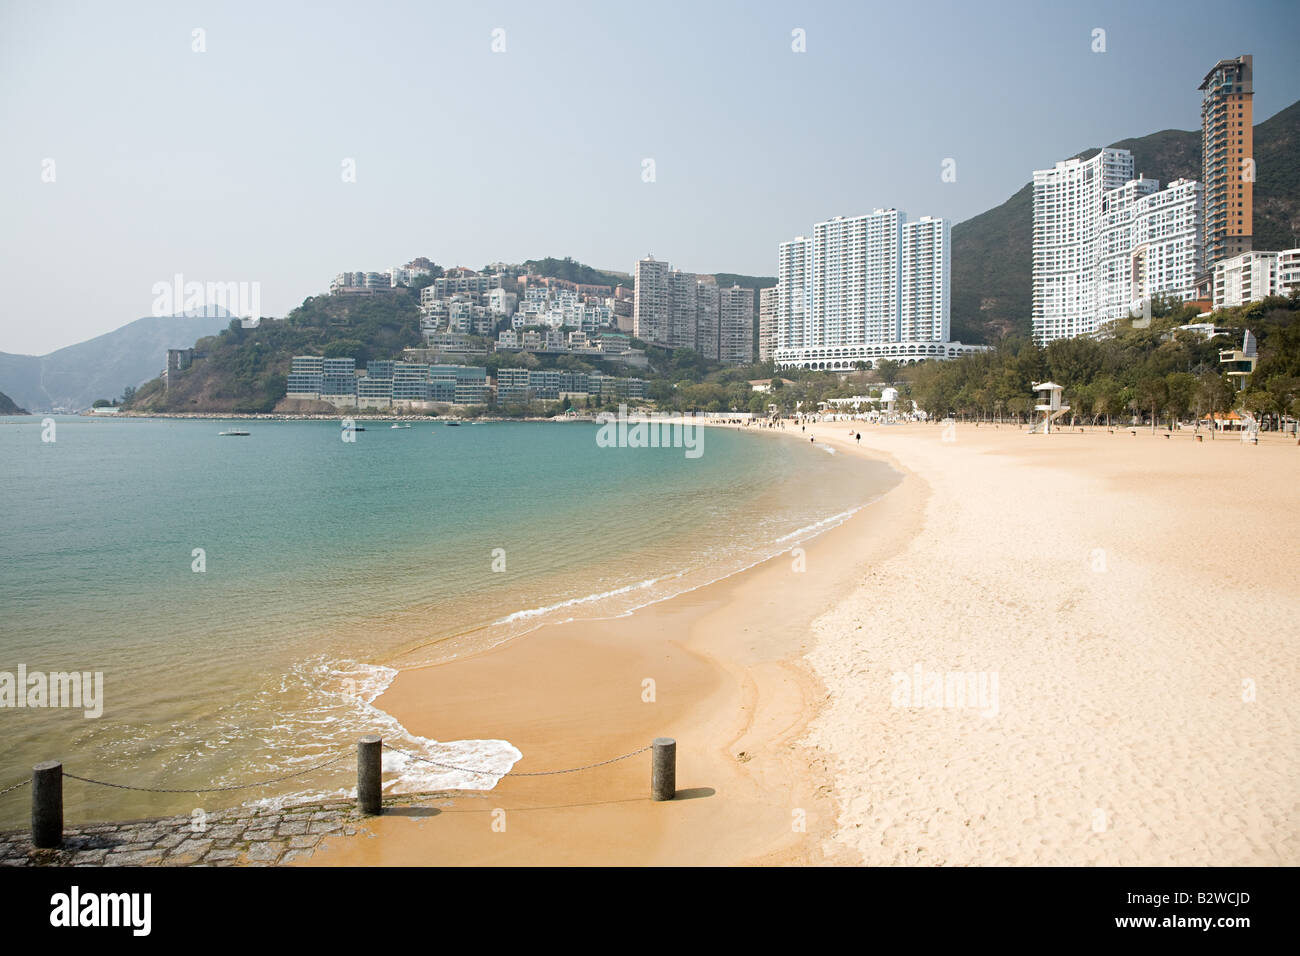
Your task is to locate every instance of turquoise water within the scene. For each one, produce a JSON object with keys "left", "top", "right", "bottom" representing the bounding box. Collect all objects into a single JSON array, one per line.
[{"left": 0, "top": 416, "right": 896, "bottom": 826}]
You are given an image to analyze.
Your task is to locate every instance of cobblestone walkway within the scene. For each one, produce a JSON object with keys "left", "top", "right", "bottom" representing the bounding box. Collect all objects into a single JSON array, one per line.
[{"left": 0, "top": 798, "right": 376, "bottom": 867}]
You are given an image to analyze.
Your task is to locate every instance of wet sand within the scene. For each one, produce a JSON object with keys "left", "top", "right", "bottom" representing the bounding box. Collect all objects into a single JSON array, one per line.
[{"left": 306, "top": 421, "right": 1299, "bottom": 866}]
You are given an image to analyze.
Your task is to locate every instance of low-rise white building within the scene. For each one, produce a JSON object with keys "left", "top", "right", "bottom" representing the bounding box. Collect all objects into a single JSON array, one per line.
[{"left": 1213, "top": 250, "right": 1285, "bottom": 309}]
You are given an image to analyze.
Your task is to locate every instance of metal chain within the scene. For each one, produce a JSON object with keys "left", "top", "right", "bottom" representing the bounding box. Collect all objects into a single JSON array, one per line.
[
  {"left": 8, "top": 742, "right": 649, "bottom": 799},
  {"left": 383, "top": 743, "right": 651, "bottom": 778},
  {"left": 0, "top": 778, "right": 31, "bottom": 798},
  {"left": 61, "top": 752, "right": 351, "bottom": 794}
]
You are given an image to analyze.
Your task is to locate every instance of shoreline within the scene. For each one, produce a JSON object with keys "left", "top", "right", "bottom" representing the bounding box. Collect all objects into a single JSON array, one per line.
[
  {"left": 309, "top": 420, "right": 1299, "bottom": 866},
  {"left": 305, "top": 421, "right": 918, "bottom": 866},
  {"left": 8, "top": 420, "right": 1293, "bottom": 864}
]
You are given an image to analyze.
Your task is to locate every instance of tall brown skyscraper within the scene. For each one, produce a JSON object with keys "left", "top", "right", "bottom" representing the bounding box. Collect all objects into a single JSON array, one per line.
[{"left": 1199, "top": 55, "right": 1254, "bottom": 267}]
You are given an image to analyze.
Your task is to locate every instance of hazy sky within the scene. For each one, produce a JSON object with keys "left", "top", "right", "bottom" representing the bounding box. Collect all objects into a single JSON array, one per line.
[{"left": 2, "top": 0, "right": 1298, "bottom": 355}]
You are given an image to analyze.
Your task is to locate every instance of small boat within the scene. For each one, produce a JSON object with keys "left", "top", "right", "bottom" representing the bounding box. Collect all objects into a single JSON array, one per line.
[
  {"left": 219, "top": 429, "right": 250, "bottom": 437},
  {"left": 391, "top": 423, "right": 411, "bottom": 429},
  {"left": 445, "top": 420, "right": 461, "bottom": 427}
]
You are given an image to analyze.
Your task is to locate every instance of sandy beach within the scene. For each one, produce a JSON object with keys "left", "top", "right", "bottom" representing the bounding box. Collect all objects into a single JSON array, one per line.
[{"left": 307, "top": 422, "right": 1299, "bottom": 866}]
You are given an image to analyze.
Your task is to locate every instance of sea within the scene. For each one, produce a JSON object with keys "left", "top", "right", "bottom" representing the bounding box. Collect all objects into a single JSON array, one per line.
[{"left": 0, "top": 415, "right": 897, "bottom": 827}]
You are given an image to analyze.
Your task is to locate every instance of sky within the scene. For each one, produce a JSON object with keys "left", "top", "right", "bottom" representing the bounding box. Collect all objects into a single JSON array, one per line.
[{"left": 2, "top": 0, "right": 1298, "bottom": 355}]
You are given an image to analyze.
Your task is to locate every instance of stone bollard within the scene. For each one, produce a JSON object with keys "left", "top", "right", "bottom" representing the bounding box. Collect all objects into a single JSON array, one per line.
[
  {"left": 357, "top": 736, "right": 382, "bottom": 815},
  {"left": 651, "top": 737, "right": 676, "bottom": 802},
  {"left": 32, "top": 761, "right": 63, "bottom": 849}
]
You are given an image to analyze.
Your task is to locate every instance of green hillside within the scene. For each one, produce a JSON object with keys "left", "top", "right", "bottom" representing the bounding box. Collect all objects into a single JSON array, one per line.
[
  {"left": 0, "top": 390, "right": 30, "bottom": 415},
  {"left": 128, "top": 293, "right": 424, "bottom": 414},
  {"left": 952, "top": 98, "right": 1300, "bottom": 343}
]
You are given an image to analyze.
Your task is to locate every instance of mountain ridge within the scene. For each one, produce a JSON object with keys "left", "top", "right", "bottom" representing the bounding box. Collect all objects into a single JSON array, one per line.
[{"left": 0, "top": 312, "right": 234, "bottom": 412}]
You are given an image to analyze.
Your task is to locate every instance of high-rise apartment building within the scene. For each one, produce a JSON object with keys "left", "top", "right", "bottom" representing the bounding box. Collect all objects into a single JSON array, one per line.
[
  {"left": 634, "top": 257, "right": 752, "bottom": 365},
  {"left": 696, "top": 280, "right": 720, "bottom": 361},
  {"left": 1199, "top": 55, "right": 1254, "bottom": 267},
  {"left": 777, "top": 238, "right": 812, "bottom": 351},
  {"left": 758, "top": 286, "right": 778, "bottom": 362},
  {"left": 668, "top": 269, "right": 698, "bottom": 350},
  {"left": 1032, "top": 148, "right": 1135, "bottom": 342},
  {"left": 633, "top": 256, "right": 670, "bottom": 345},
  {"left": 812, "top": 211, "right": 903, "bottom": 346},
  {"left": 900, "top": 217, "right": 951, "bottom": 342},
  {"left": 1033, "top": 148, "right": 1204, "bottom": 342},
  {"left": 774, "top": 210, "right": 965, "bottom": 369},
  {"left": 719, "top": 286, "right": 754, "bottom": 366}
]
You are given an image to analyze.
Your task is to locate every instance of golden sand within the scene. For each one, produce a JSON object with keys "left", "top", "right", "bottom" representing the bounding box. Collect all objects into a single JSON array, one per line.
[{"left": 306, "top": 422, "right": 1299, "bottom": 866}]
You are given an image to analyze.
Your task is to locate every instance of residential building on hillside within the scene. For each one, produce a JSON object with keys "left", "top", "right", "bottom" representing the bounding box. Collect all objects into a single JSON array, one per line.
[
  {"left": 286, "top": 355, "right": 325, "bottom": 399},
  {"left": 432, "top": 274, "right": 504, "bottom": 298},
  {"left": 633, "top": 256, "right": 671, "bottom": 345},
  {"left": 1032, "top": 148, "right": 1204, "bottom": 342},
  {"left": 668, "top": 270, "right": 698, "bottom": 350},
  {"left": 1200, "top": 54, "right": 1254, "bottom": 267},
  {"left": 1213, "top": 250, "right": 1282, "bottom": 308},
  {"left": 696, "top": 280, "right": 721, "bottom": 361},
  {"left": 719, "top": 285, "right": 754, "bottom": 365},
  {"left": 1280, "top": 249, "right": 1300, "bottom": 297},
  {"left": 495, "top": 368, "right": 648, "bottom": 404},
  {"left": 330, "top": 272, "right": 393, "bottom": 295},
  {"left": 1032, "top": 149, "right": 1135, "bottom": 342},
  {"left": 758, "top": 285, "right": 778, "bottom": 362}
]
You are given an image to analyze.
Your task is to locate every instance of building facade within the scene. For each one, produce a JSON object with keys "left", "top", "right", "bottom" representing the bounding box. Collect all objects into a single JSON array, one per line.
[
  {"left": 900, "top": 217, "right": 951, "bottom": 342},
  {"left": 758, "top": 285, "right": 778, "bottom": 362},
  {"left": 1033, "top": 148, "right": 1205, "bottom": 342},
  {"left": 696, "top": 280, "right": 720, "bottom": 361},
  {"left": 1032, "top": 149, "right": 1135, "bottom": 342},
  {"left": 1199, "top": 55, "right": 1254, "bottom": 267},
  {"left": 1213, "top": 250, "right": 1280, "bottom": 309},
  {"left": 633, "top": 256, "right": 671, "bottom": 345},
  {"left": 774, "top": 209, "right": 959, "bottom": 369},
  {"left": 668, "top": 270, "right": 698, "bottom": 350},
  {"left": 776, "top": 238, "right": 811, "bottom": 352},
  {"left": 719, "top": 285, "right": 754, "bottom": 366}
]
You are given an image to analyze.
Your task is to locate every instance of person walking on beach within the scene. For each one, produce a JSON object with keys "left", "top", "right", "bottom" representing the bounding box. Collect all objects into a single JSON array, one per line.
[{"left": 856, "top": 432, "right": 861, "bottom": 444}]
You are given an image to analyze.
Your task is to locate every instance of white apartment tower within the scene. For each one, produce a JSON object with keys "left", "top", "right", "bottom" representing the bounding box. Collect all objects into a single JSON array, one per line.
[
  {"left": 900, "top": 216, "right": 951, "bottom": 342},
  {"left": 811, "top": 211, "right": 903, "bottom": 346},
  {"left": 1034, "top": 148, "right": 1204, "bottom": 342},
  {"left": 1098, "top": 178, "right": 1203, "bottom": 327},
  {"left": 633, "top": 256, "right": 671, "bottom": 345},
  {"left": 1032, "top": 148, "right": 1135, "bottom": 342},
  {"left": 777, "top": 238, "right": 812, "bottom": 351},
  {"left": 774, "top": 209, "right": 964, "bottom": 369}
]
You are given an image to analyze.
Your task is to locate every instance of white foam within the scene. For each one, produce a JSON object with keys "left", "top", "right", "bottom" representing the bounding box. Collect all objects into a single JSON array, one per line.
[
  {"left": 243, "top": 658, "right": 522, "bottom": 813},
  {"left": 491, "top": 575, "right": 668, "bottom": 625}
]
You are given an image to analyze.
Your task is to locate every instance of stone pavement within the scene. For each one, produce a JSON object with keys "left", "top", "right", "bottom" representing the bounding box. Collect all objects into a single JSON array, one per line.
[{"left": 0, "top": 797, "right": 401, "bottom": 867}]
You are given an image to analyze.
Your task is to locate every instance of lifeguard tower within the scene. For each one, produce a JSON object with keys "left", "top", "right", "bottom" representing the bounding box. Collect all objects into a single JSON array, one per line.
[
  {"left": 1220, "top": 330, "right": 1259, "bottom": 441},
  {"left": 1219, "top": 329, "right": 1257, "bottom": 391},
  {"left": 1029, "top": 382, "right": 1069, "bottom": 434}
]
